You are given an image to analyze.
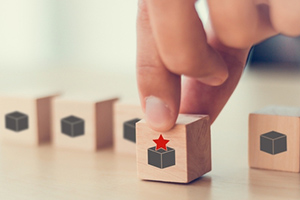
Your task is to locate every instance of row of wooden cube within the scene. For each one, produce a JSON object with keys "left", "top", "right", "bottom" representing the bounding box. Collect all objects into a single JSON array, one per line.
[
  {"left": 0, "top": 93, "right": 117, "bottom": 151},
  {"left": 117, "top": 103, "right": 300, "bottom": 174},
  {"left": 0, "top": 93, "right": 212, "bottom": 183},
  {"left": 5, "top": 91, "right": 298, "bottom": 181}
]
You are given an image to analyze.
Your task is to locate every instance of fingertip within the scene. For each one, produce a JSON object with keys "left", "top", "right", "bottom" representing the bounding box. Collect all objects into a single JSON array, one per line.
[{"left": 145, "top": 96, "right": 177, "bottom": 132}]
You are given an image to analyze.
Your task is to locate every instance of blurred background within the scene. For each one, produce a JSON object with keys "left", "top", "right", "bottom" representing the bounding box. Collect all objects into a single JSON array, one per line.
[
  {"left": 0, "top": 0, "right": 138, "bottom": 73},
  {"left": 0, "top": 0, "right": 300, "bottom": 135},
  {"left": 1, "top": 0, "right": 300, "bottom": 71}
]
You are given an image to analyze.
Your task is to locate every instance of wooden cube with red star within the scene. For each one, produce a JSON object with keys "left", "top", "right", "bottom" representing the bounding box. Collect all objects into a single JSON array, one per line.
[{"left": 136, "top": 114, "right": 211, "bottom": 183}]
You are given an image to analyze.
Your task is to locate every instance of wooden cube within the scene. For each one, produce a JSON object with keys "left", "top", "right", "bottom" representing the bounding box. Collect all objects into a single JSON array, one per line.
[
  {"left": 0, "top": 92, "right": 59, "bottom": 145},
  {"left": 249, "top": 106, "right": 300, "bottom": 172},
  {"left": 113, "top": 102, "right": 144, "bottom": 155},
  {"left": 136, "top": 114, "right": 211, "bottom": 183},
  {"left": 52, "top": 95, "right": 118, "bottom": 151}
]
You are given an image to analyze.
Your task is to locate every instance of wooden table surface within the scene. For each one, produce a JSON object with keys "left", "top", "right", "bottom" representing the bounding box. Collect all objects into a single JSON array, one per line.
[{"left": 0, "top": 65, "right": 300, "bottom": 200}]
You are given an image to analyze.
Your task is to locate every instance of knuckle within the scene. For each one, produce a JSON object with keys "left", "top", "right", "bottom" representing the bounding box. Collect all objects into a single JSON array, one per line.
[{"left": 137, "top": 63, "right": 162, "bottom": 77}]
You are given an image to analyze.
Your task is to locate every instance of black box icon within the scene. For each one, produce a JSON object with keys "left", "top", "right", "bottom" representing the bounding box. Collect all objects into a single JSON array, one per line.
[
  {"left": 260, "top": 131, "right": 287, "bottom": 155},
  {"left": 5, "top": 111, "right": 29, "bottom": 132},
  {"left": 123, "top": 118, "right": 140, "bottom": 143},
  {"left": 61, "top": 115, "right": 84, "bottom": 137},
  {"left": 148, "top": 146, "right": 175, "bottom": 169}
]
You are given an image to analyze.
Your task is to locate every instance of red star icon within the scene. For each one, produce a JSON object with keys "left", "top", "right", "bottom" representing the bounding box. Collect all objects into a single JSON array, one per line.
[{"left": 153, "top": 134, "right": 169, "bottom": 151}]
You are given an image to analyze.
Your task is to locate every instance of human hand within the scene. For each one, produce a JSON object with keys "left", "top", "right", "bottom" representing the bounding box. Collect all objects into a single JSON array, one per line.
[{"left": 136, "top": 0, "right": 300, "bottom": 132}]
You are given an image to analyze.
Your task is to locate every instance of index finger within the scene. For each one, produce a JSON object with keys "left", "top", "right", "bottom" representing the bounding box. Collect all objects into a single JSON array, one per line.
[
  {"left": 145, "top": 0, "right": 229, "bottom": 86},
  {"left": 137, "top": 0, "right": 181, "bottom": 131}
]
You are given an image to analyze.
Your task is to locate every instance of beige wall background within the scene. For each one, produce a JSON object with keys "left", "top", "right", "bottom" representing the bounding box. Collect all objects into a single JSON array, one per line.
[{"left": 0, "top": 0, "right": 208, "bottom": 72}]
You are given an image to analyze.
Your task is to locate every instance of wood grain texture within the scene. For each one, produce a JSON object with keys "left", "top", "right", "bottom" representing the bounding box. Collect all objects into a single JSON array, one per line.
[
  {"left": 113, "top": 102, "right": 144, "bottom": 155},
  {"left": 0, "top": 94, "right": 58, "bottom": 146},
  {"left": 52, "top": 96, "right": 117, "bottom": 151},
  {"left": 136, "top": 114, "right": 211, "bottom": 183},
  {"left": 249, "top": 107, "right": 300, "bottom": 172}
]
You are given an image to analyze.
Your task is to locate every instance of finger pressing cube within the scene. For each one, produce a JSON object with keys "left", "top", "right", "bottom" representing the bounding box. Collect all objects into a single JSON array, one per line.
[{"left": 136, "top": 114, "right": 211, "bottom": 183}]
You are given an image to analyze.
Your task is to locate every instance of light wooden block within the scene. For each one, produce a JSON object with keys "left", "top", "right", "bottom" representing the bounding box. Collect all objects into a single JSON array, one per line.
[
  {"left": 52, "top": 95, "right": 118, "bottom": 151},
  {"left": 113, "top": 102, "right": 144, "bottom": 155},
  {"left": 0, "top": 92, "right": 59, "bottom": 145},
  {"left": 136, "top": 114, "right": 211, "bottom": 183},
  {"left": 249, "top": 106, "right": 300, "bottom": 172}
]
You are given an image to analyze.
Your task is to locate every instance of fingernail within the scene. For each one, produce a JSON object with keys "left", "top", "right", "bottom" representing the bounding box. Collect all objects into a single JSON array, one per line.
[
  {"left": 145, "top": 96, "right": 172, "bottom": 131},
  {"left": 198, "top": 76, "right": 224, "bottom": 86}
]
